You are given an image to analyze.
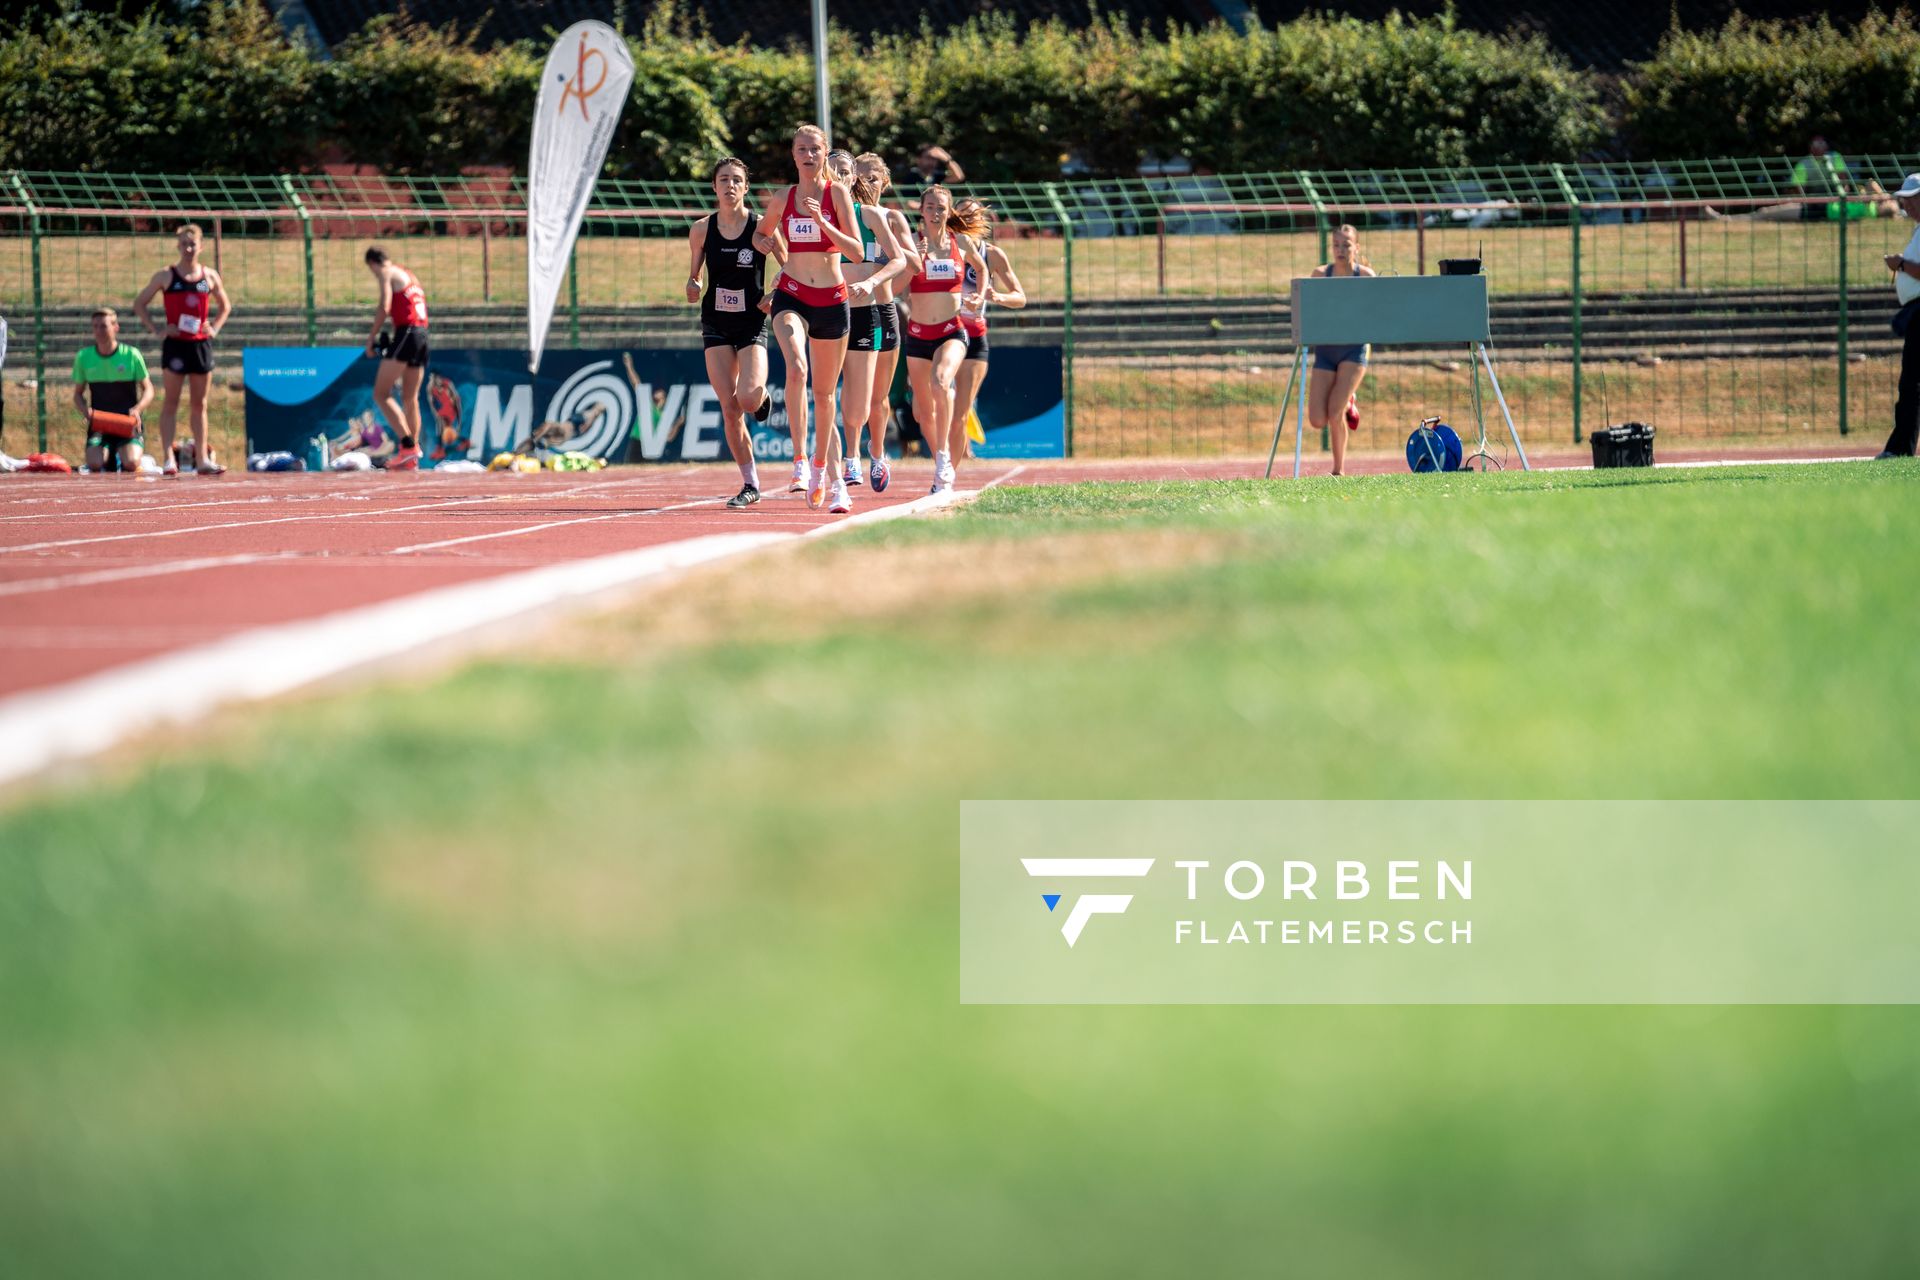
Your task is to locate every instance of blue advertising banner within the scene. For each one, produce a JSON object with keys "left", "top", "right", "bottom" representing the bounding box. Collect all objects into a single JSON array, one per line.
[{"left": 243, "top": 345, "right": 1064, "bottom": 466}]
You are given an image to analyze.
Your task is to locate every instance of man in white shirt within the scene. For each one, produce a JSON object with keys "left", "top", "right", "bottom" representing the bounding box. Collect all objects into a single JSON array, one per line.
[{"left": 1879, "top": 174, "right": 1920, "bottom": 458}]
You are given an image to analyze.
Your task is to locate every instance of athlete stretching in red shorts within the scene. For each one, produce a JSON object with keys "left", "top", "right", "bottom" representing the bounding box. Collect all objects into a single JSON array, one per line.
[{"left": 364, "top": 246, "right": 430, "bottom": 471}]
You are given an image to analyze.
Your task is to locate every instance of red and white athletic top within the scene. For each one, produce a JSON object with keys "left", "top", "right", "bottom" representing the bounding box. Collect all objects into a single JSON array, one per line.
[
  {"left": 781, "top": 184, "right": 844, "bottom": 253},
  {"left": 910, "top": 236, "right": 964, "bottom": 294},
  {"left": 389, "top": 267, "right": 429, "bottom": 328},
  {"left": 163, "top": 267, "right": 214, "bottom": 340}
]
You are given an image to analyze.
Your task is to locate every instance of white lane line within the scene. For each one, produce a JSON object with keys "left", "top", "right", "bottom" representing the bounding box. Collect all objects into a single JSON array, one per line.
[
  {"left": 0, "top": 497, "right": 518, "bottom": 553},
  {"left": 0, "top": 626, "right": 236, "bottom": 647},
  {"left": 800, "top": 486, "right": 973, "bottom": 536},
  {"left": 0, "top": 473, "right": 708, "bottom": 554},
  {"left": 0, "top": 495, "right": 283, "bottom": 522},
  {"left": 0, "top": 530, "right": 791, "bottom": 786},
  {"left": 794, "top": 466, "right": 1023, "bottom": 537},
  {"left": 0, "top": 552, "right": 290, "bottom": 598},
  {"left": 0, "top": 474, "right": 979, "bottom": 786},
  {"left": 0, "top": 465, "right": 709, "bottom": 516},
  {"left": 388, "top": 497, "right": 728, "bottom": 554}
]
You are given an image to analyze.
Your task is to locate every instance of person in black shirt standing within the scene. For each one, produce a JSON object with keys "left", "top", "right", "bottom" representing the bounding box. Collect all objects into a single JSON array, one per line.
[{"left": 687, "top": 157, "right": 774, "bottom": 509}]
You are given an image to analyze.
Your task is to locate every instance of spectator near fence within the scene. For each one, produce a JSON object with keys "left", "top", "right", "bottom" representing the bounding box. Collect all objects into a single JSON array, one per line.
[
  {"left": 1791, "top": 136, "right": 1849, "bottom": 221},
  {"left": 1878, "top": 175, "right": 1920, "bottom": 459},
  {"left": 71, "top": 308, "right": 153, "bottom": 473},
  {"left": 899, "top": 145, "right": 966, "bottom": 197}
]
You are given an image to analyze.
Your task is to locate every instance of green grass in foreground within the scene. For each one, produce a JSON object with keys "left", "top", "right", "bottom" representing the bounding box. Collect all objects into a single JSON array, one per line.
[{"left": 3, "top": 463, "right": 1919, "bottom": 1276}]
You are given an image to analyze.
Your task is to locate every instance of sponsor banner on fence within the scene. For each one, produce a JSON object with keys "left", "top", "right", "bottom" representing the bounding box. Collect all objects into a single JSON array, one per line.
[
  {"left": 962, "top": 800, "right": 1920, "bottom": 1004},
  {"left": 243, "top": 346, "right": 1065, "bottom": 466}
]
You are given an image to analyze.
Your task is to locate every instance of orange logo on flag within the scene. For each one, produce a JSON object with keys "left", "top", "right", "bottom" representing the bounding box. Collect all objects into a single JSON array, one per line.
[{"left": 557, "top": 32, "right": 608, "bottom": 121}]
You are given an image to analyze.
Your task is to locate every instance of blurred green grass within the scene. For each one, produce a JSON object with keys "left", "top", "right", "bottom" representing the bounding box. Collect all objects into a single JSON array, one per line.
[{"left": 3, "top": 462, "right": 1919, "bottom": 1276}]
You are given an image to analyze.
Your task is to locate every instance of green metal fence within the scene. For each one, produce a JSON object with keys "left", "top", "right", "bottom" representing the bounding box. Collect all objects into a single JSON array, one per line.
[{"left": 3, "top": 153, "right": 1913, "bottom": 461}]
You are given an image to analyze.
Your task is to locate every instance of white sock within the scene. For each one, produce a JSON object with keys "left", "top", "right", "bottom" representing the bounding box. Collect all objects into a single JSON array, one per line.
[{"left": 740, "top": 460, "right": 758, "bottom": 488}]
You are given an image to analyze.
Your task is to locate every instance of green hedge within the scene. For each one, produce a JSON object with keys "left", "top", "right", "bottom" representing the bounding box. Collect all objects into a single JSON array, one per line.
[
  {"left": 1141, "top": 13, "right": 1604, "bottom": 173},
  {"left": 0, "top": 3, "right": 320, "bottom": 174},
  {"left": 0, "top": 4, "right": 1909, "bottom": 181},
  {"left": 1620, "top": 13, "right": 1920, "bottom": 159}
]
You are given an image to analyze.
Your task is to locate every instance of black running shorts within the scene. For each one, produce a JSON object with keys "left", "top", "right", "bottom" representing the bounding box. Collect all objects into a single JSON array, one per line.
[
  {"left": 770, "top": 289, "right": 851, "bottom": 341},
  {"left": 387, "top": 325, "right": 430, "bottom": 368},
  {"left": 849, "top": 301, "right": 902, "bottom": 354},
  {"left": 161, "top": 337, "right": 214, "bottom": 377},
  {"left": 702, "top": 317, "right": 769, "bottom": 351}
]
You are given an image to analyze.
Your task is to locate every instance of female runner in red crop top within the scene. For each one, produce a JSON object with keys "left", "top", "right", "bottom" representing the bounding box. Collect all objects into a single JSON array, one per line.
[
  {"left": 902, "top": 186, "right": 989, "bottom": 495},
  {"left": 754, "top": 124, "right": 872, "bottom": 509},
  {"left": 950, "top": 198, "right": 1027, "bottom": 466},
  {"left": 828, "top": 147, "right": 915, "bottom": 502}
]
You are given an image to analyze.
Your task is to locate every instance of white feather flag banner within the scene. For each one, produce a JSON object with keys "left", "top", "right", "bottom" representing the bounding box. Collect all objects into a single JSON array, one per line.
[{"left": 527, "top": 21, "right": 633, "bottom": 373}]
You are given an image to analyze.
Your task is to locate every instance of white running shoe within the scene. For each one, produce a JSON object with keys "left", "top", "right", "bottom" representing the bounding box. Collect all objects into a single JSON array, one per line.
[
  {"left": 844, "top": 458, "right": 862, "bottom": 486},
  {"left": 829, "top": 480, "right": 852, "bottom": 513},
  {"left": 808, "top": 462, "right": 830, "bottom": 509},
  {"left": 789, "top": 459, "right": 810, "bottom": 493},
  {"left": 934, "top": 450, "right": 955, "bottom": 487},
  {"left": 930, "top": 476, "right": 953, "bottom": 495}
]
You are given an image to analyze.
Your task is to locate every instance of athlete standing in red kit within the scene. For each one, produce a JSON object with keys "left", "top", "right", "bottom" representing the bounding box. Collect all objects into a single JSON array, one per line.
[
  {"left": 133, "top": 223, "right": 230, "bottom": 475},
  {"left": 364, "top": 245, "right": 430, "bottom": 471}
]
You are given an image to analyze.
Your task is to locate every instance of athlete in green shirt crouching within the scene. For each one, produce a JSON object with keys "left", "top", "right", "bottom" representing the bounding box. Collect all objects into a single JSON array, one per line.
[{"left": 72, "top": 307, "right": 154, "bottom": 472}]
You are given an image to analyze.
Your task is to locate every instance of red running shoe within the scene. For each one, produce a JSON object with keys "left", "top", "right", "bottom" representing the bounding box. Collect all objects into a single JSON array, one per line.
[
  {"left": 1344, "top": 396, "right": 1361, "bottom": 432},
  {"left": 388, "top": 446, "right": 422, "bottom": 471}
]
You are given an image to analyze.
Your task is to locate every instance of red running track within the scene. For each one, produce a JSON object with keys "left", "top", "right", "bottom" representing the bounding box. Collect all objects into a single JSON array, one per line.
[
  {"left": 0, "top": 461, "right": 1010, "bottom": 702},
  {"left": 0, "top": 445, "right": 1871, "bottom": 703}
]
